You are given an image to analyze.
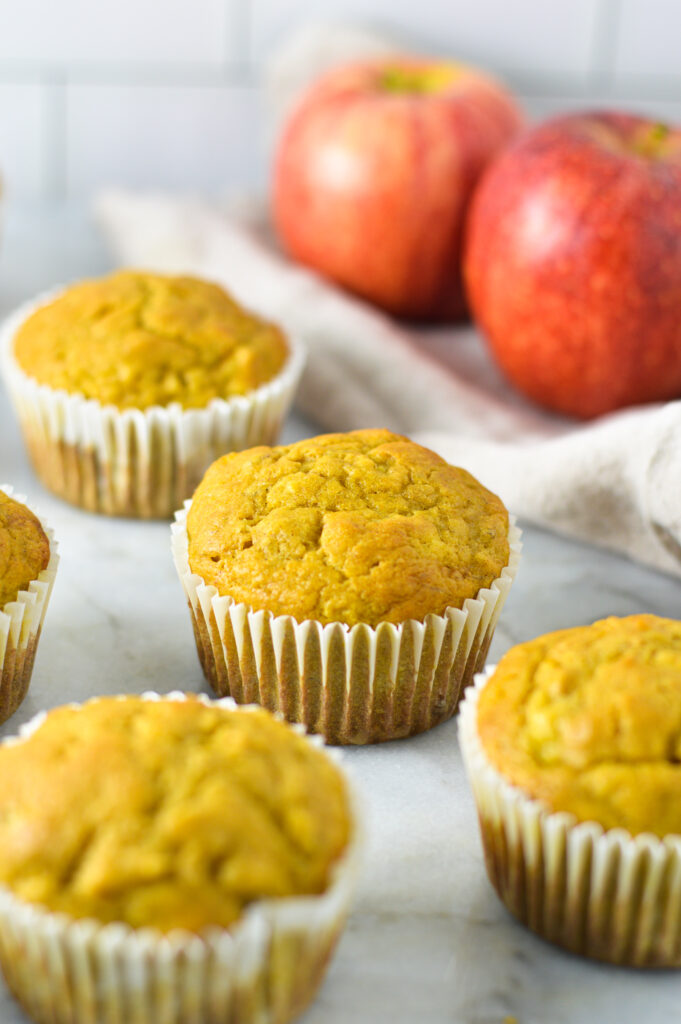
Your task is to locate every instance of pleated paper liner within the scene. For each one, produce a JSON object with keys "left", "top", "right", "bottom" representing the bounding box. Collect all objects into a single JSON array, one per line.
[
  {"left": 459, "top": 666, "right": 681, "bottom": 967},
  {"left": 0, "top": 485, "right": 58, "bottom": 724},
  {"left": 0, "top": 290, "right": 306, "bottom": 518},
  {"left": 0, "top": 692, "right": 362, "bottom": 1024},
  {"left": 172, "top": 505, "right": 521, "bottom": 744}
]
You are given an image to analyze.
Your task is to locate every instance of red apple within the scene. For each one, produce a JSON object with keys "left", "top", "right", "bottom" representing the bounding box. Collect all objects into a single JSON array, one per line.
[
  {"left": 465, "top": 111, "right": 681, "bottom": 418},
  {"left": 273, "top": 58, "right": 523, "bottom": 321}
]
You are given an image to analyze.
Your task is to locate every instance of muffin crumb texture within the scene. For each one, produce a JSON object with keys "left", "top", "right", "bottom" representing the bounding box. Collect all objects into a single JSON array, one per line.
[
  {"left": 0, "top": 698, "right": 351, "bottom": 933},
  {"left": 0, "top": 491, "right": 50, "bottom": 608},
  {"left": 478, "top": 614, "right": 681, "bottom": 837},
  {"left": 12, "top": 270, "right": 289, "bottom": 409},
  {"left": 187, "top": 429, "right": 509, "bottom": 627}
]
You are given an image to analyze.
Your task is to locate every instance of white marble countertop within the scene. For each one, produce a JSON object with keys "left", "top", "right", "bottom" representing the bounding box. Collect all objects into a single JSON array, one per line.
[{"left": 1, "top": 201, "right": 681, "bottom": 1024}]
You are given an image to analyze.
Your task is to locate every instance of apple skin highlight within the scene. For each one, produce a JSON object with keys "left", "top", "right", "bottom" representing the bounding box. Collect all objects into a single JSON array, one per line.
[
  {"left": 464, "top": 111, "right": 681, "bottom": 419},
  {"left": 273, "top": 58, "right": 523, "bottom": 322}
]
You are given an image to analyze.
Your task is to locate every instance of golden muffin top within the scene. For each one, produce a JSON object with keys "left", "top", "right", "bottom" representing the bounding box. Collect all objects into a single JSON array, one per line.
[
  {"left": 0, "top": 491, "right": 50, "bottom": 608},
  {"left": 477, "top": 615, "right": 681, "bottom": 838},
  {"left": 12, "top": 270, "right": 289, "bottom": 410},
  {"left": 0, "top": 697, "right": 351, "bottom": 933},
  {"left": 187, "top": 429, "right": 509, "bottom": 627}
]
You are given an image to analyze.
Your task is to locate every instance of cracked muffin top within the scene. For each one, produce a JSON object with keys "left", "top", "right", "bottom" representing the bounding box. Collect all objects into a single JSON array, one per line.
[
  {"left": 0, "top": 697, "right": 351, "bottom": 933},
  {"left": 187, "top": 429, "right": 509, "bottom": 627},
  {"left": 0, "top": 490, "right": 50, "bottom": 608},
  {"left": 12, "top": 270, "right": 289, "bottom": 409},
  {"left": 477, "top": 615, "right": 681, "bottom": 837}
]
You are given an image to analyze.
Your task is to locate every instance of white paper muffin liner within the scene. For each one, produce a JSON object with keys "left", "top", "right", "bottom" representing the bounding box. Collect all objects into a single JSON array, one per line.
[
  {"left": 172, "top": 504, "right": 521, "bottom": 744},
  {"left": 0, "top": 691, "right": 362, "bottom": 1024},
  {"left": 0, "top": 485, "right": 58, "bottom": 724},
  {"left": 459, "top": 665, "right": 681, "bottom": 967},
  {"left": 0, "top": 289, "right": 306, "bottom": 519}
]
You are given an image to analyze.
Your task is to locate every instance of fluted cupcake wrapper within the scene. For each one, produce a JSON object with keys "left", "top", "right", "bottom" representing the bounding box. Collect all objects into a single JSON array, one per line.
[
  {"left": 172, "top": 505, "right": 521, "bottom": 745},
  {"left": 0, "top": 691, "right": 362, "bottom": 1024},
  {"left": 0, "top": 485, "right": 58, "bottom": 724},
  {"left": 459, "top": 666, "right": 681, "bottom": 967},
  {"left": 0, "top": 291, "right": 306, "bottom": 519}
]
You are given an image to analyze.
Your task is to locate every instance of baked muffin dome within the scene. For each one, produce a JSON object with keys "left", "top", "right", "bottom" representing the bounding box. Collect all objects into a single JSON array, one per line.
[
  {"left": 0, "top": 490, "right": 50, "bottom": 607},
  {"left": 12, "top": 270, "right": 289, "bottom": 410},
  {"left": 0, "top": 696, "right": 351, "bottom": 933},
  {"left": 477, "top": 614, "right": 681, "bottom": 837},
  {"left": 187, "top": 428, "right": 510, "bottom": 627}
]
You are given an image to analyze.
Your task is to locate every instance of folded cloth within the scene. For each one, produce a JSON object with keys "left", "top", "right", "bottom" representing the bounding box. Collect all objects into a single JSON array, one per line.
[{"left": 96, "top": 189, "right": 681, "bottom": 579}]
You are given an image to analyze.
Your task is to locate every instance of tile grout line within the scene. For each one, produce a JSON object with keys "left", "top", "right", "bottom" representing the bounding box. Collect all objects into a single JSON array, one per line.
[
  {"left": 0, "top": 58, "right": 252, "bottom": 87},
  {"left": 0, "top": 58, "right": 678, "bottom": 99},
  {"left": 227, "top": 0, "right": 253, "bottom": 82},
  {"left": 587, "top": 0, "right": 622, "bottom": 95},
  {"left": 41, "top": 69, "right": 67, "bottom": 201}
]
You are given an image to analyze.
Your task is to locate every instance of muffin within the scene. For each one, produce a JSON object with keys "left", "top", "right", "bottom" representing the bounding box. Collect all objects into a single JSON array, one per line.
[
  {"left": 0, "top": 485, "right": 58, "bottom": 722},
  {"left": 173, "top": 429, "right": 521, "bottom": 744},
  {"left": 0, "top": 692, "right": 360, "bottom": 1024},
  {"left": 459, "top": 614, "right": 681, "bottom": 967},
  {"left": 1, "top": 270, "right": 304, "bottom": 518}
]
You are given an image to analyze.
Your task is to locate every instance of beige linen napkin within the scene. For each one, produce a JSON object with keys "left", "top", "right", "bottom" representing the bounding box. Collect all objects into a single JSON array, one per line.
[{"left": 96, "top": 189, "right": 681, "bottom": 578}]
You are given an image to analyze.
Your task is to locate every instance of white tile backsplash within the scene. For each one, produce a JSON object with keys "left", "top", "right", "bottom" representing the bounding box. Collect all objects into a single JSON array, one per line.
[
  {"left": 250, "top": 0, "right": 602, "bottom": 82},
  {"left": 65, "top": 83, "right": 263, "bottom": 198},
  {"left": 614, "top": 0, "right": 681, "bottom": 82},
  {"left": 521, "top": 92, "right": 681, "bottom": 125},
  {"left": 0, "top": 0, "right": 234, "bottom": 66},
  {"left": 0, "top": 0, "right": 679, "bottom": 201},
  {"left": 0, "top": 83, "right": 48, "bottom": 200}
]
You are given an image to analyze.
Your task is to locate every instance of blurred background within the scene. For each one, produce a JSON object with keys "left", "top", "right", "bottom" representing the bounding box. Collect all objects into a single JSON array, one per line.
[{"left": 1, "top": 0, "right": 679, "bottom": 204}]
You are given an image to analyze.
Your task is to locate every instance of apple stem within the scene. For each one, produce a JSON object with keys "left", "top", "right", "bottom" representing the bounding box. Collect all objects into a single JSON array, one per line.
[
  {"left": 637, "top": 122, "right": 670, "bottom": 158},
  {"left": 377, "top": 64, "right": 459, "bottom": 95}
]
